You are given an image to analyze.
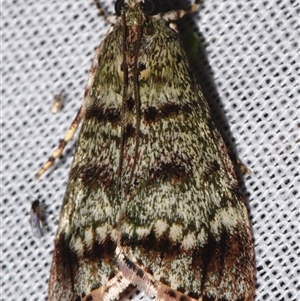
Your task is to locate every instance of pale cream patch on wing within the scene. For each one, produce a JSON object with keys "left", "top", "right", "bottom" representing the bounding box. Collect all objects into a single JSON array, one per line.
[
  {"left": 110, "top": 228, "right": 121, "bottom": 243},
  {"left": 182, "top": 232, "right": 196, "bottom": 249},
  {"left": 211, "top": 206, "right": 243, "bottom": 237},
  {"left": 154, "top": 219, "right": 168, "bottom": 237},
  {"left": 70, "top": 236, "right": 84, "bottom": 254},
  {"left": 169, "top": 224, "right": 183, "bottom": 242},
  {"left": 96, "top": 224, "right": 110, "bottom": 242},
  {"left": 136, "top": 226, "right": 151, "bottom": 238},
  {"left": 84, "top": 226, "right": 94, "bottom": 245},
  {"left": 197, "top": 228, "right": 208, "bottom": 246}
]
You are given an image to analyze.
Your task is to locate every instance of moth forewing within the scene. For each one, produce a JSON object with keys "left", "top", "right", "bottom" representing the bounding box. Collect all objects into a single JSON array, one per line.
[{"left": 37, "top": 1, "right": 255, "bottom": 300}]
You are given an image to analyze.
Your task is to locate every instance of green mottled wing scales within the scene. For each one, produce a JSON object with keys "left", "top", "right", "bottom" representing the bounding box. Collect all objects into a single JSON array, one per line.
[
  {"left": 47, "top": 2, "right": 255, "bottom": 301},
  {"left": 48, "top": 28, "right": 124, "bottom": 300},
  {"left": 118, "top": 19, "right": 254, "bottom": 300}
]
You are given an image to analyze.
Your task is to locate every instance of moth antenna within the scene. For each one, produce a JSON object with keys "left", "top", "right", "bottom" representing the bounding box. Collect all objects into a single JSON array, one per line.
[
  {"left": 93, "top": 0, "right": 117, "bottom": 24},
  {"left": 162, "top": 0, "right": 202, "bottom": 22}
]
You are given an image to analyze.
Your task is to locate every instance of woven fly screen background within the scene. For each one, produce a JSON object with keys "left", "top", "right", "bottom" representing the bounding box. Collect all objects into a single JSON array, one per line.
[{"left": 2, "top": 0, "right": 299, "bottom": 300}]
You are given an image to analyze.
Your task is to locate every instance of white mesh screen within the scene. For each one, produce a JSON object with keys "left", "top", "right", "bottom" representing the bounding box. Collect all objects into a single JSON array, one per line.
[{"left": 2, "top": 0, "right": 299, "bottom": 300}]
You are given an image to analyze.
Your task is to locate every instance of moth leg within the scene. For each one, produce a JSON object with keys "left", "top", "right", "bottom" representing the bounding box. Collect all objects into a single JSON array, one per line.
[
  {"left": 162, "top": 0, "right": 202, "bottom": 23},
  {"left": 35, "top": 105, "right": 85, "bottom": 178},
  {"left": 117, "top": 251, "right": 199, "bottom": 301},
  {"left": 82, "top": 271, "right": 131, "bottom": 301},
  {"left": 93, "top": 0, "right": 108, "bottom": 19}
]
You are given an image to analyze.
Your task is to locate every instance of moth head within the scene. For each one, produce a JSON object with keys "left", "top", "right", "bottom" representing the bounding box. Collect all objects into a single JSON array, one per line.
[{"left": 115, "top": 0, "right": 161, "bottom": 17}]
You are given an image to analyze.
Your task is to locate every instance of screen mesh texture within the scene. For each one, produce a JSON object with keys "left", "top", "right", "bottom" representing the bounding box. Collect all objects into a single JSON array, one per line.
[{"left": 2, "top": 0, "right": 299, "bottom": 300}]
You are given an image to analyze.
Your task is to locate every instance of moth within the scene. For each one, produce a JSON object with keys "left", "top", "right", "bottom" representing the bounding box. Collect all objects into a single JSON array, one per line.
[{"left": 36, "top": 0, "right": 255, "bottom": 300}]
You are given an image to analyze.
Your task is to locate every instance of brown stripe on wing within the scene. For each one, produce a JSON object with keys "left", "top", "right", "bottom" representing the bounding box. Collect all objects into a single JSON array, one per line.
[
  {"left": 83, "top": 237, "right": 117, "bottom": 266},
  {"left": 119, "top": 225, "right": 254, "bottom": 300},
  {"left": 144, "top": 103, "right": 192, "bottom": 124},
  {"left": 71, "top": 155, "right": 160, "bottom": 195},
  {"left": 72, "top": 163, "right": 115, "bottom": 192},
  {"left": 49, "top": 232, "right": 117, "bottom": 301},
  {"left": 85, "top": 105, "right": 120, "bottom": 124},
  {"left": 147, "top": 161, "right": 192, "bottom": 185},
  {"left": 48, "top": 232, "right": 79, "bottom": 301},
  {"left": 125, "top": 123, "right": 136, "bottom": 138}
]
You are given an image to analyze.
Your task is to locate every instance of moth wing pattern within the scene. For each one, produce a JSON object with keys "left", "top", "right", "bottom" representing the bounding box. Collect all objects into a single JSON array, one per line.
[
  {"left": 47, "top": 1, "right": 255, "bottom": 301},
  {"left": 48, "top": 30, "right": 122, "bottom": 299}
]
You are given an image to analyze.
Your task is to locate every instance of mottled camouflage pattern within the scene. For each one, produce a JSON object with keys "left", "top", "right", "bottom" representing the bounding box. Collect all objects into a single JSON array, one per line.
[{"left": 48, "top": 1, "right": 255, "bottom": 300}]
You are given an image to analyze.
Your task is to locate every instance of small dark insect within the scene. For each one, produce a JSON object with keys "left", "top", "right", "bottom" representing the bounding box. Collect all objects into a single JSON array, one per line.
[{"left": 29, "top": 199, "right": 45, "bottom": 238}]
